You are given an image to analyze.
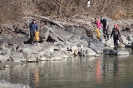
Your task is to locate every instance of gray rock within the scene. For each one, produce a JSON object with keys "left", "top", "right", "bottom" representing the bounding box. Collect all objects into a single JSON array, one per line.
[
  {"left": 40, "top": 26, "right": 49, "bottom": 39},
  {"left": 0, "top": 55, "right": 9, "bottom": 62},
  {"left": 103, "top": 49, "right": 117, "bottom": 55},
  {"left": 40, "top": 56, "right": 50, "bottom": 61},
  {"left": 117, "top": 50, "right": 130, "bottom": 55},
  {"left": 47, "top": 26, "right": 73, "bottom": 41},
  {"left": 10, "top": 52, "right": 23, "bottom": 62},
  {"left": 4, "top": 65, "right": 10, "bottom": 68},
  {"left": 86, "top": 48, "right": 97, "bottom": 56},
  {"left": 69, "top": 35, "right": 80, "bottom": 42},
  {"left": 89, "top": 39, "right": 104, "bottom": 53}
]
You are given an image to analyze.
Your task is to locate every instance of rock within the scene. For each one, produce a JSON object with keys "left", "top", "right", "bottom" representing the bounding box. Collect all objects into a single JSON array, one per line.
[
  {"left": 0, "top": 55, "right": 10, "bottom": 62},
  {"left": 86, "top": 48, "right": 97, "bottom": 56},
  {"left": 70, "top": 44, "right": 78, "bottom": 55},
  {"left": 50, "top": 51, "right": 63, "bottom": 61},
  {"left": 117, "top": 50, "right": 130, "bottom": 55},
  {"left": 103, "top": 49, "right": 130, "bottom": 55},
  {"left": 40, "top": 56, "right": 50, "bottom": 61},
  {"left": 48, "top": 26, "right": 73, "bottom": 41},
  {"left": 66, "top": 25, "right": 76, "bottom": 34},
  {"left": 40, "top": 26, "right": 49, "bottom": 39},
  {"left": 69, "top": 35, "right": 80, "bottom": 42},
  {"left": 89, "top": 39, "right": 104, "bottom": 54},
  {"left": 48, "top": 33, "right": 59, "bottom": 42},
  {"left": 119, "top": 35, "right": 128, "bottom": 45},
  {"left": 39, "top": 51, "right": 46, "bottom": 57},
  {"left": 4, "top": 65, "right": 10, "bottom": 68},
  {"left": 103, "top": 49, "right": 117, "bottom": 55},
  {"left": 27, "top": 54, "right": 37, "bottom": 62},
  {"left": 50, "top": 56, "right": 62, "bottom": 61},
  {"left": 58, "top": 45, "right": 68, "bottom": 51},
  {"left": 10, "top": 52, "right": 23, "bottom": 62},
  {"left": 104, "top": 38, "right": 114, "bottom": 48}
]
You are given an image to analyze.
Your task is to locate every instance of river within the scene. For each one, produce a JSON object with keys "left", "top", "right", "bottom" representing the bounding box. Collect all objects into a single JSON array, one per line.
[{"left": 0, "top": 49, "right": 133, "bottom": 88}]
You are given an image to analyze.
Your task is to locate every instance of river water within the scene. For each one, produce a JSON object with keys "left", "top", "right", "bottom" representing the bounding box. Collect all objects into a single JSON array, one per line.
[{"left": 0, "top": 50, "right": 133, "bottom": 88}]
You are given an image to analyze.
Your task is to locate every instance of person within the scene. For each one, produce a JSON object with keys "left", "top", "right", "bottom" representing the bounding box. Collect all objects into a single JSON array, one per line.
[
  {"left": 29, "top": 19, "right": 38, "bottom": 45},
  {"left": 101, "top": 16, "right": 109, "bottom": 40},
  {"left": 110, "top": 24, "right": 120, "bottom": 50},
  {"left": 95, "top": 18, "right": 103, "bottom": 41}
]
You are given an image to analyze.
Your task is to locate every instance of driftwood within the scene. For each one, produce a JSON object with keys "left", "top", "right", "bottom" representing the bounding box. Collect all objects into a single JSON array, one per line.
[{"left": 32, "top": 15, "right": 65, "bottom": 29}]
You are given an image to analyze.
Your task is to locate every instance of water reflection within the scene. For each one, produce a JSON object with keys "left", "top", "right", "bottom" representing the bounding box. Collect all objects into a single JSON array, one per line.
[
  {"left": 96, "top": 56, "right": 102, "bottom": 84},
  {"left": 0, "top": 54, "right": 133, "bottom": 88}
]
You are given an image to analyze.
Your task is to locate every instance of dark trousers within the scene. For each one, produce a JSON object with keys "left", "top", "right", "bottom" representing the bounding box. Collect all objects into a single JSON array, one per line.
[
  {"left": 113, "top": 37, "right": 119, "bottom": 50},
  {"left": 30, "top": 31, "right": 35, "bottom": 45},
  {"left": 103, "top": 28, "right": 109, "bottom": 39}
]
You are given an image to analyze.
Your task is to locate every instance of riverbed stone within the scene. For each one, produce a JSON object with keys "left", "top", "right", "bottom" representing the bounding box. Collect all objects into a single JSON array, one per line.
[
  {"left": 103, "top": 49, "right": 117, "bottom": 55},
  {"left": 10, "top": 52, "right": 23, "bottom": 62},
  {"left": 117, "top": 50, "right": 130, "bottom": 55},
  {"left": 0, "top": 55, "right": 10, "bottom": 62}
]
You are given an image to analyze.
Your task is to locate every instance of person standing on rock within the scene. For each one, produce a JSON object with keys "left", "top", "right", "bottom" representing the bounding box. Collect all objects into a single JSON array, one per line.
[
  {"left": 29, "top": 19, "right": 38, "bottom": 45},
  {"left": 101, "top": 16, "right": 109, "bottom": 41},
  {"left": 110, "top": 24, "right": 120, "bottom": 50},
  {"left": 95, "top": 18, "right": 103, "bottom": 41}
]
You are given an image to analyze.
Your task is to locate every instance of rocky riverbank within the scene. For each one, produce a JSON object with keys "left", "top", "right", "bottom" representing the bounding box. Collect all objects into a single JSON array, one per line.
[{"left": 0, "top": 15, "right": 133, "bottom": 66}]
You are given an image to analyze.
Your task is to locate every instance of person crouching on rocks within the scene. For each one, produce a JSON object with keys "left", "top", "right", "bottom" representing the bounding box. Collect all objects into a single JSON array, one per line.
[
  {"left": 29, "top": 19, "right": 38, "bottom": 45},
  {"left": 110, "top": 24, "right": 120, "bottom": 50}
]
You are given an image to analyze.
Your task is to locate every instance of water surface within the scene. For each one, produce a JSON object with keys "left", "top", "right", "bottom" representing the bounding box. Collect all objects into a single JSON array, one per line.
[{"left": 0, "top": 53, "right": 133, "bottom": 88}]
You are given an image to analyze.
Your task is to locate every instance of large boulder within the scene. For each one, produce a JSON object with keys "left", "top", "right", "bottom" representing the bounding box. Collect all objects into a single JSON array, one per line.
[
  {"left": 89, "top": 39, "right": 104, "bottom": 54},
  {"left": 47, "top": 26, "right": 73, "bottom": 41},
  {"left": 40, "top": 26, "right": 49, "bottom": 40}
]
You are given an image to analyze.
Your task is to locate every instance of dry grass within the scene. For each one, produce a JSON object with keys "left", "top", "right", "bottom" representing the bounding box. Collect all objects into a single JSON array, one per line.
[{"left": 0, "top": 0, "right": 133, "bottom": 24}]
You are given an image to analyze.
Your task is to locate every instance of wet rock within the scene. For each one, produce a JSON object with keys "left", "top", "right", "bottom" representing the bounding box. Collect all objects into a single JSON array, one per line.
[{"left": 103, "top": 49, "right": 117, "bottom": 55}]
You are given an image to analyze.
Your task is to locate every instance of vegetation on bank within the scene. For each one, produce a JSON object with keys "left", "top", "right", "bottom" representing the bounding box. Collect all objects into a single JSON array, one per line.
[{"left": 0, "top": 0, "right": 133, "bottom": 24}]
